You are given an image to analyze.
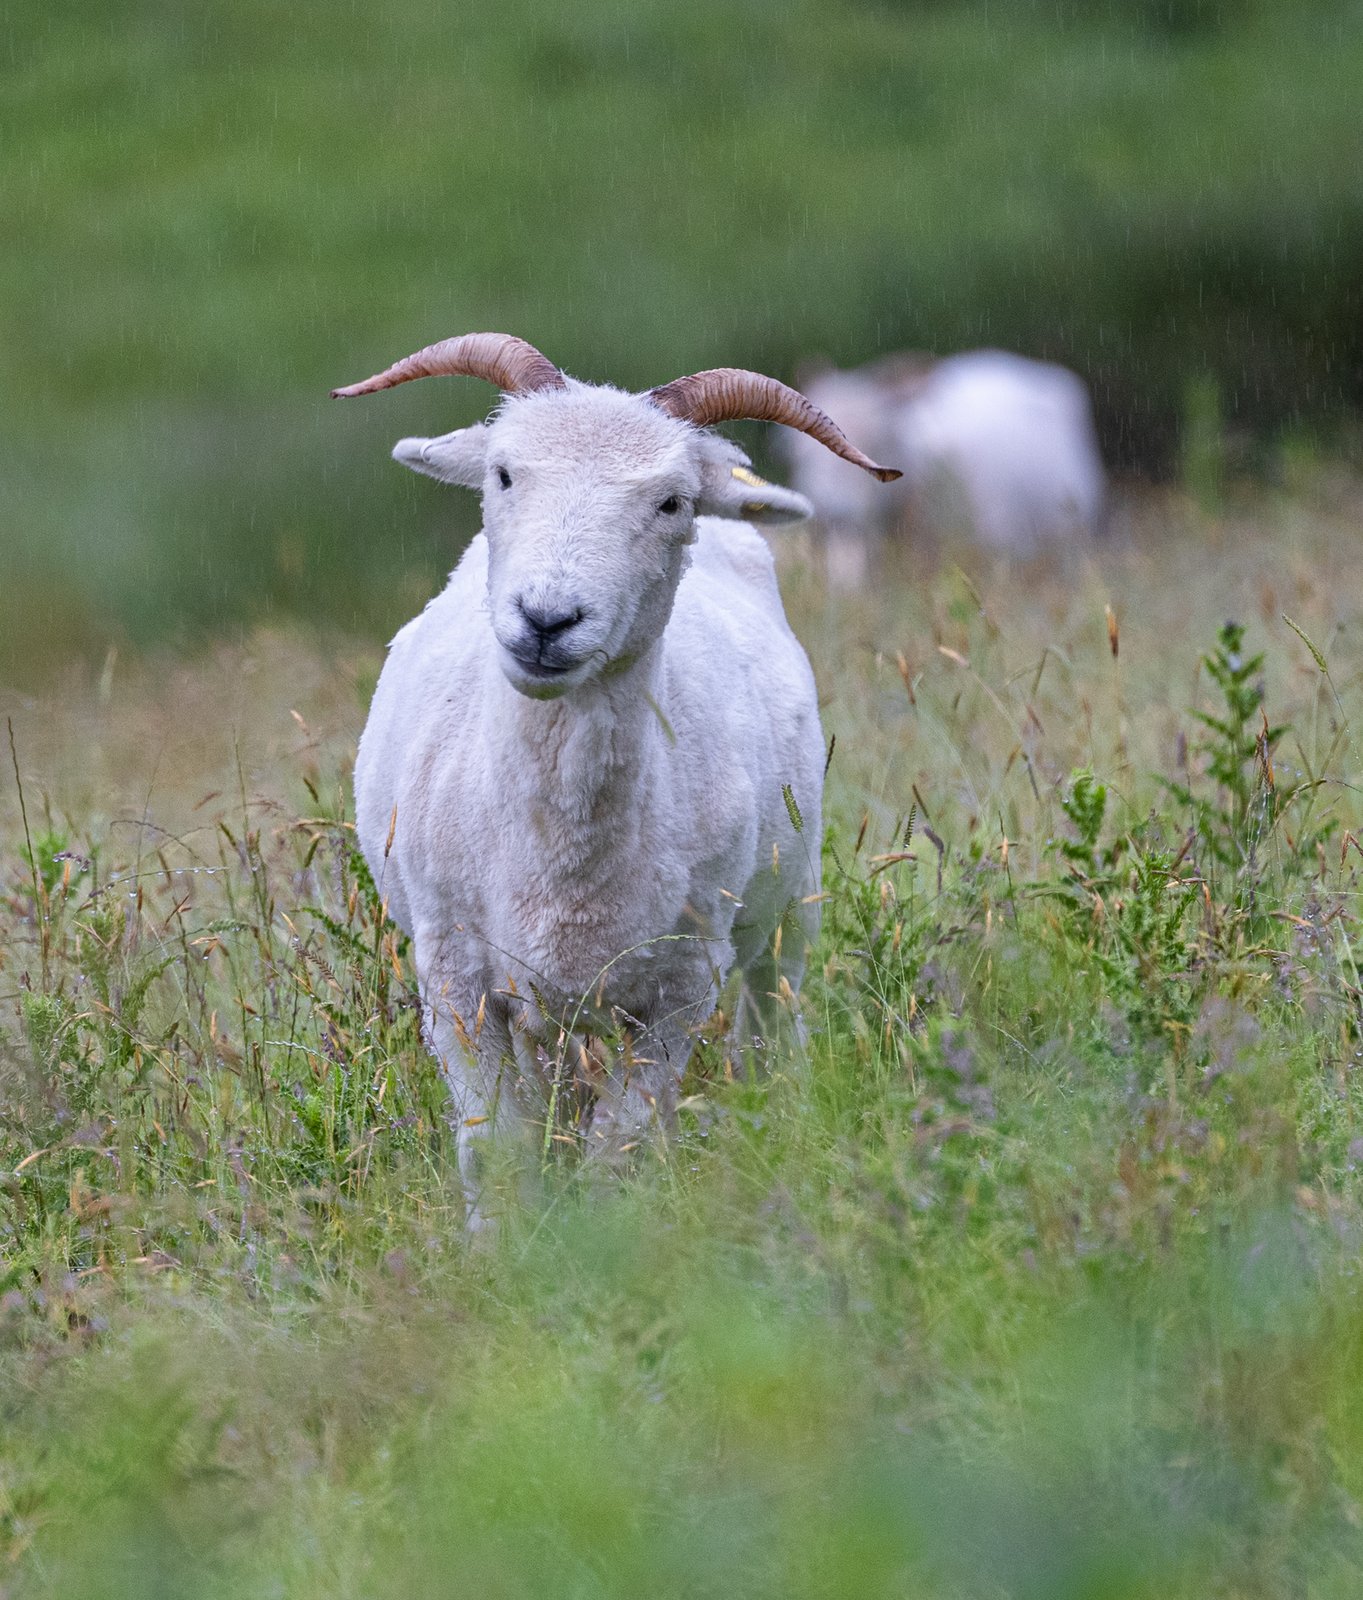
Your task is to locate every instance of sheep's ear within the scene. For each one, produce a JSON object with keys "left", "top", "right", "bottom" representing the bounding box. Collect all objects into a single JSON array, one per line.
[
  {"left": 392, "top": 425, "right": 488, "bottom": 488},
  {"left": 696, "top": 441, "right": 812, "bottom": 526}
]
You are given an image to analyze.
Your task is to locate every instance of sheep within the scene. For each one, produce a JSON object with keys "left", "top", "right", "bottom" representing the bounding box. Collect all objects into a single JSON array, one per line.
[
  {"left": 775, "top": 355, "right": 930, "bottom": 587},
  {"left": 332, "top": 333, "right": 899, "bottom": 1224},
  {"left": 778, "top": 349, "right": 1105, "bottom": 585}
]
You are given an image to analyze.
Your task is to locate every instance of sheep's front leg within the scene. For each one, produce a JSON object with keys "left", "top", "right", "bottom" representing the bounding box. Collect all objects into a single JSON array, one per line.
[
  {"left": 584, "top": 969, "right": 719, "bottom": 1165},
  {"left": 731, "top": 890, "right": 819, "bottom": 1063},
  {"left": 422, "top": 976, "right": 525, "bottom": 1230},
  {"left": 732, "top": 936, "right": 808, "bottom": 1059},
  {"left": 583, "top": 1019, "right": 689, "bottom": 1165}
]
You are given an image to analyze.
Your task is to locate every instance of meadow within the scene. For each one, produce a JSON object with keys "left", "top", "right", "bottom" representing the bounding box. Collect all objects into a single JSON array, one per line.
[
  {"left": 6, "top": 0, "right": 1363, "bottom": 1590},
  {"left": 5, "top": 476, "right": 1363, "bottom": 1596}
]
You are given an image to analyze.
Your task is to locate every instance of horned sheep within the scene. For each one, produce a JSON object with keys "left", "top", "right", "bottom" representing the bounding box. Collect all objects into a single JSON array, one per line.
[{"left": 333, "top": 333, "right": 898, "bottom": 1224}]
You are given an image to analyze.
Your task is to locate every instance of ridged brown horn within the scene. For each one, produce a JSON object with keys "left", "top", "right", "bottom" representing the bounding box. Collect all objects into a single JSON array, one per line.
[
  {"left": 331, "top": 333, "right": 567, "bottom": 399},
  {"left": 648, "top": 367, "right": 902, "bottom": 483}
]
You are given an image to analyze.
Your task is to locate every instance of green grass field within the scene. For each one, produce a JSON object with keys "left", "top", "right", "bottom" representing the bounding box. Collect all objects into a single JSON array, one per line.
[{"left": 6, "top": 478, "right": 1363, "bottom": 1595}]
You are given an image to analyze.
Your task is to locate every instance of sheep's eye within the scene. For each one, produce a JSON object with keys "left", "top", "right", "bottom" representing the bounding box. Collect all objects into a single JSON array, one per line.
[
  {"left": 658, "top": 495, "right": 682, "bottom": 515},
  {"left": 496, "top": 467, "right": 512, "bottom": 490}
]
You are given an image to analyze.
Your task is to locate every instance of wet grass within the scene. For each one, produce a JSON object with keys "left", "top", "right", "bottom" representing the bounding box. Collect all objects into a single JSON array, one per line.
[{"left": 6, "top": 483, "right": 1363, "bottom": 1594}]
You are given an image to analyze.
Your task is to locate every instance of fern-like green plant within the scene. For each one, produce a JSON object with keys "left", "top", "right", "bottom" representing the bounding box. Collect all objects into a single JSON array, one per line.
[
  {"left": 1041, "top": 769, "right": 1198, "bottom": 1053},
  {"left": 1165, "top": 621, "right": 1285, "bottom": 876},
  {"left": 1165, "top": 621, "right": 1334, "bottom": 938}
]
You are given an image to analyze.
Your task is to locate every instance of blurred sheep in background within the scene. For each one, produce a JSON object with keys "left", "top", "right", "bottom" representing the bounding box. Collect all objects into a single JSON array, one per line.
[{"left": 778, "top": 349, "right": 1106, "bottom": 586}]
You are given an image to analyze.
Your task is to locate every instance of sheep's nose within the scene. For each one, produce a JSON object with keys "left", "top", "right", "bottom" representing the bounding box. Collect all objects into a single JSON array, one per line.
[{"left": 517, "top": 599, "right": 584, "bottom": 641}]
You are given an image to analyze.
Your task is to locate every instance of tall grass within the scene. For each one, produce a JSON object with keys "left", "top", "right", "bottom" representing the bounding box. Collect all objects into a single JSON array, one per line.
[{"left": 4, "top": 484, "right": 1363, "bottom": 1593}]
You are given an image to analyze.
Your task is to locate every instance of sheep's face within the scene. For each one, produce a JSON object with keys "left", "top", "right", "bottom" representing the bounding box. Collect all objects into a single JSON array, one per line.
[
  {"left": 393, "top": 382, "right": 811, "bottom": 701},
  {"left": 476, "top": 387, "right": 702, "bottom": 699}
]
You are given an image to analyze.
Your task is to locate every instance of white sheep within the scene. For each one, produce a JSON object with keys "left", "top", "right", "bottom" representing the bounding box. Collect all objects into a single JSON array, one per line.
[
  {"left": 779, "top": 349, "right": 1105, "bottom": 584},
  {"left": 333, "top": 333, "right": 898, "bottom": 1223},
  {"left": 902, "top": 350, "right": 1106, "bottom": 554}
]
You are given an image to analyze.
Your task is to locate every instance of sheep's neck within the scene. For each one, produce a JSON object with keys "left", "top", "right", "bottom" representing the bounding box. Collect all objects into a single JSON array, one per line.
[{"left": 499, "top": 648, "right": 666, "bottom": 836}]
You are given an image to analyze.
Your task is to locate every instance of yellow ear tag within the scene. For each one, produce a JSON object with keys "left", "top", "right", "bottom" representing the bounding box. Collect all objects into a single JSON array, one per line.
[{"left": 730, "top": 465, "right": 771, "bottom": 489}]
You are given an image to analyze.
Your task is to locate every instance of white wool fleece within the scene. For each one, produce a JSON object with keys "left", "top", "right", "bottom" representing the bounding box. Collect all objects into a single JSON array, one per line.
[{"left": 353, "top": 381, "right": 823, "bottom": 1222}]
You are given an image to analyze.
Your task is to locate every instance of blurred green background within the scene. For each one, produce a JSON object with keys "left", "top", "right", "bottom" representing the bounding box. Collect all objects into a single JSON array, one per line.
[{"left": 4, "top": 0, "right": 1362, "bottom": 676}]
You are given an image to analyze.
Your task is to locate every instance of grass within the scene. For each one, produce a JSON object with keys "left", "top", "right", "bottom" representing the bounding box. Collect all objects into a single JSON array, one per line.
[{"left": 6, "top": 476, "right": 1363, "bottom": 1594}]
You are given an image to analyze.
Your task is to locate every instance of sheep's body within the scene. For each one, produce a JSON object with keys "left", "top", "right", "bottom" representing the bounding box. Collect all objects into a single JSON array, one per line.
[
  {"left": 356, "top": 518, "right": 821, "bottom": 1072},
  {"left": 780, "top": 349, "right": 1105, "bottom": 583},
  {"left": 778, "top": 363, "right": 919, "bottom": 588},
  {"left": 348, "top": 379, "right": 833, "bottom": 1219},
  {"left": 899, "top": 351, "right": 1105, "bottom": 555}
]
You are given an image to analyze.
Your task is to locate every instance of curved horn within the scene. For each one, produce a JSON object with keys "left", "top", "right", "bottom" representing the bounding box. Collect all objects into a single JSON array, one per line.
[
  {"left": 649, "top": 368, "right": 902, "bottom": 483},
  {"left": 331, "top": 333, "right": 567, "bottom": 399}
]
